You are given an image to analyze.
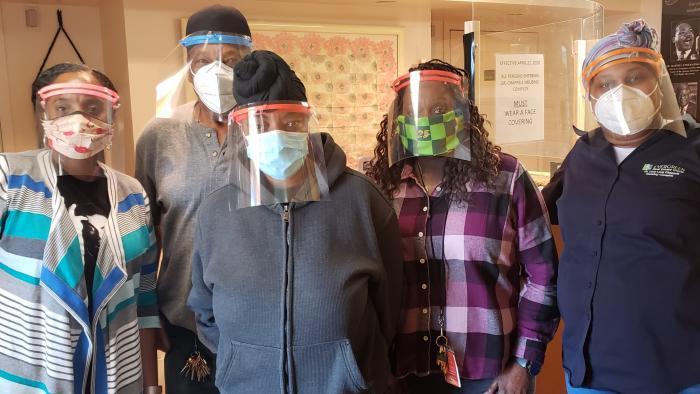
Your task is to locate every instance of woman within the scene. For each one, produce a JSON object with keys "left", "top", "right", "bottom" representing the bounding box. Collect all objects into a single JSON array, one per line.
[
  {"left": 543, "top": 20, "right": 700, "bottom": 393},
  {"left": 366, "top": 59, "right": 559, "bottom": 394},
  {"left": 0, "top": 63, "right": 160, "bottom": 393},
  {"left": 187, "top": 50, "right": 403, "bottom": 394}
]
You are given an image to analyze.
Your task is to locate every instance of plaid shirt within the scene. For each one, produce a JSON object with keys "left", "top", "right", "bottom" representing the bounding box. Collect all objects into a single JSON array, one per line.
[{"left": 393, "top": 153, "right": 559, "bottom": 380}]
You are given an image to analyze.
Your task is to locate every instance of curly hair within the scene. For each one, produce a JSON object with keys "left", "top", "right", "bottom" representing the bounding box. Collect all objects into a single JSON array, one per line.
[{"left": 365, "top": 59, "right": 501, "bottom": 203}]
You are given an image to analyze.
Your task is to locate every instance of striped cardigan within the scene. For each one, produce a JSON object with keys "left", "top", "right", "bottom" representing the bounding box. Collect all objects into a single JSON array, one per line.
[{"left": 0, "top": 150, "right": 159, "bottom": 394}]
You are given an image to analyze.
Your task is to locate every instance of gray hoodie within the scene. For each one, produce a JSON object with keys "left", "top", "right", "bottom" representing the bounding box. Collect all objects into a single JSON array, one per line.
[{"left": 188, "top": 133, "right": 403, "bottom": 394}]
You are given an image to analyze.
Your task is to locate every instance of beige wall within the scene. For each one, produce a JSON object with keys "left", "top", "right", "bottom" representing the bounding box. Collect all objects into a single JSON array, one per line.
[
  {"left": 99, "top": 0, "right": 133, "bottom": 174},
  {"left": 0, "top": 1, "right": 104, "bottom": 153}
]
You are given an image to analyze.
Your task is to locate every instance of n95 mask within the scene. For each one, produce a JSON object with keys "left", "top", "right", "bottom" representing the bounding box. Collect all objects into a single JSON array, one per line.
[
  {"left": 593, "top": 84, "right": 660, "bottom": 136},
  {"left": 193, "top": 61, "right": 236, "bottom": 115}
]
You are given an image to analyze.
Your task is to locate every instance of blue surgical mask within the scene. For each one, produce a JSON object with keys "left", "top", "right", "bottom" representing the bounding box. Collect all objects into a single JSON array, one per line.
[{"left": 246, "top": 130, "right": 309, "bottom": 180}]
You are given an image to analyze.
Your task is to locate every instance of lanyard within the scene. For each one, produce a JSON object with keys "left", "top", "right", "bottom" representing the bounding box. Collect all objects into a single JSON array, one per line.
[{"left": 36, "top": 10, "right": 85, "bottom": 79}]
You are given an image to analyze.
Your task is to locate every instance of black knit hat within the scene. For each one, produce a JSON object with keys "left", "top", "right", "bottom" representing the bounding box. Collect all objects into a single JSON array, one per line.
[
  {"left": 186, "top": 4, "right": 251, "bottom": 37},
  {"left": 234, "top": 50, "right": 307, "bottom": 105}
]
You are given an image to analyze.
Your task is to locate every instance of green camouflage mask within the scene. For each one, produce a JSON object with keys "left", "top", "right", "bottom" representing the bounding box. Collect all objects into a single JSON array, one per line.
[{"left": 396, "top": 109, "right": 466, "bottom": 156}]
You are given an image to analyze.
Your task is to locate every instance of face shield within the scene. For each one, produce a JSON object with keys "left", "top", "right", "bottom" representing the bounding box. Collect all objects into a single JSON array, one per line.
[
  {"left": 37, "top": 82, "right": 120, "bottom": 167},
  {"left": 227, "top": 101, "right": 330, "bottom": 208},
  {"left": 583, "top": 47, "right": 686, "bottom": 137},
  {"left": 156, "top": 31, "right": 252, "bottom": 122},
  {"left": 387, "top": 70, "right": 472, "bottom": 167}
]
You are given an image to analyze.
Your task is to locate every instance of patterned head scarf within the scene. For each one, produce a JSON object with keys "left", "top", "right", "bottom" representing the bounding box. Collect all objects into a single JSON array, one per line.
[{"left": 581, "top": 19, "right": 659, "bottom": 89}]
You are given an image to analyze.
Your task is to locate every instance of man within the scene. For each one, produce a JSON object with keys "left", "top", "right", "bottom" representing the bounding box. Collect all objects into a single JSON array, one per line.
[
  {"left": 672, "top": 22, "right": 698, "bottom": 61},
  {"left": 676, "top": 83, "right": 697, "bottom": 118},
  {"left": 544, "top": 20, "right": 700, "bottom": 393},
  {"left": 135, "top": 5, "right": 252, "bottom": 393}
]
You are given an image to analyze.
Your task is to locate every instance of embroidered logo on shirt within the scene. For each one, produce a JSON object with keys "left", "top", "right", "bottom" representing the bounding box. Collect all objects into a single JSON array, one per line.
[{"left": 642, "top": 163, "right": 686, "bottom": 178}]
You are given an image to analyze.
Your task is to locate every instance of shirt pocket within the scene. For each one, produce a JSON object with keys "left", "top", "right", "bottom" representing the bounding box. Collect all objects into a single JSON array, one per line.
[{"left": 292, "top": 339, "right": 368, "bottom": 394}]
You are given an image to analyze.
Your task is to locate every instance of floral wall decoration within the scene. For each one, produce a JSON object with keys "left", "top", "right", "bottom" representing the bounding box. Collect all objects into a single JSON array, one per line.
[{"left": 252, "top": 30, "right": 399, "bottom": 169}]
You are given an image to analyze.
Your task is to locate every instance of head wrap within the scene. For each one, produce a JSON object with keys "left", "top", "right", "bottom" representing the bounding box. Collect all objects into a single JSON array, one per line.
[
  {"left": 233, "top": 50, "right": 307, "bottom": 105},
  {"left": 581, "top": 19, "right": 658, "bottom": 88},
  {"left": 186, "top": 4, "right": 251, "bottom": 37}
]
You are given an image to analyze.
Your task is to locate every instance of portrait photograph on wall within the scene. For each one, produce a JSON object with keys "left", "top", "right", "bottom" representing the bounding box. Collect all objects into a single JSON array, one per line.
[{"left": 662, "top": 0, "right": 700, "bottom": 120}]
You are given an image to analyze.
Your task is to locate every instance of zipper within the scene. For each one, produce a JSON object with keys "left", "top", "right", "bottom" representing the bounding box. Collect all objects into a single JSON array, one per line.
[{"left": 281, "top": 203, "right": 290, "bottom": 394}]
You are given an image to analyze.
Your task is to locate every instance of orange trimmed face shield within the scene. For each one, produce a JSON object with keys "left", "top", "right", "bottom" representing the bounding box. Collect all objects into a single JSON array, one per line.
[
  {"left": 230, "top": 101, "right": 314, "bottom": 135},
  {"left": 582, "top": 47, "right": 662, "bottom": 93},
  {"left": 391, "top": 70, "right": 465, "bottom": 93}
]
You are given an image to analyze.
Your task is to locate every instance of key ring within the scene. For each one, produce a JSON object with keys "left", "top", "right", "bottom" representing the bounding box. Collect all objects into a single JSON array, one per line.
[{"left": 436, "top": 335, "right": 448, "bottom": 347}]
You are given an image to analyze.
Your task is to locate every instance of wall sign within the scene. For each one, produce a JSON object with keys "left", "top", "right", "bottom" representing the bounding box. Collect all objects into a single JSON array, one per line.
[{"left": 494, "top": 53, "right": 544, "bottom": 144}]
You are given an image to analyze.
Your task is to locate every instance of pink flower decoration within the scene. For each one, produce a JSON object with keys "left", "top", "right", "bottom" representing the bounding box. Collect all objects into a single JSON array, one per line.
[
  {"left": 374, "top": 40, "right": 395, "bottom": 57},
  {"left": 324, "top": 36, "right": 351, "bottom": 56},
  {"left": 333, "top": 80, "right": 350, "bottom": 93},
  {"left": 252, "top": 34, "right": 272, "bottom": 50},
  {"left": 335, "top": 60, "right": 349, "bottom": 74},
  {"left": 269, "top": 32, "right": 299, "bottom": 54},
  {"left": 358, "top": 92, "right": 376, "bottom": 106},
  {"left": 378, "top": 54, "right": 397, "bottom": 73},
  {"left": 351, "top": 38, "right": 375, "bottom": 59},
  {"left": 309, "top": 72, "right": 329, "bottom": 85},
  {"left": 300, "top": 33, "right": 324, "bottom": 57}
]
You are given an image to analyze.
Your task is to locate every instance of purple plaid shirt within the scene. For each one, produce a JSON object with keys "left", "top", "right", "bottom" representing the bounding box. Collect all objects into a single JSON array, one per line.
[{"left": 393, "top": 153, "right": 559, "bottom": 380}]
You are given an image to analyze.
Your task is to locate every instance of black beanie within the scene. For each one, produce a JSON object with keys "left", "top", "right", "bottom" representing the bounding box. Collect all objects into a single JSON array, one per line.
[
  {"left": 186, "top": 4, "right": 251, "bottom": 37},
  {"left": 234, "top": 50, "right": 307, "bottom": 105}
]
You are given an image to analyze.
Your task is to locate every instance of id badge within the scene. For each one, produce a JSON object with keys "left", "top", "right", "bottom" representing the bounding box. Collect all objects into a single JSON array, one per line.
[{"left": 443, "top": 347, "right": 461, "bottom": 388}]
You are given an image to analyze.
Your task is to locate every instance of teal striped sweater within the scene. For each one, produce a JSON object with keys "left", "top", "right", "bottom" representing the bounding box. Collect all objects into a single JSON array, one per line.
[{"left": 0, "top": 149, "right": 159, "bottom": 394}]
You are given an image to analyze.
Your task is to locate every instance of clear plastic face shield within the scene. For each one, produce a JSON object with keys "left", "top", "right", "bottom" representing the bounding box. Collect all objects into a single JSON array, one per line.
[
  {"left": 156, "top": 31, "right": 252, "bottom": 122},
  {"left": 583, "top": 47, "right": 686, "bottom": 137},
  {"left": 37, "top": 82, "right": 120, "bottom": 175},
  {"left": 227, "top": 101, "right": 330, "bottom": 208},
  {"left": 387, "top": 70, "right": 472, "bottom": 167}
]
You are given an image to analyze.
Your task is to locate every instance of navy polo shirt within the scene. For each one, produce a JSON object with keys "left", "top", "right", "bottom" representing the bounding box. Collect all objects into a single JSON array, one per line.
[{"left": 547, "top": 125, "right": 700, "bottom": 393}]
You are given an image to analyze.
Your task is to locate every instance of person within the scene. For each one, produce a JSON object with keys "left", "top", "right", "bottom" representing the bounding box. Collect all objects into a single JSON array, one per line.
[
  {"left": 676, "top": 82, "right": 697, "bottom": 118},
  {"left": 134, "top": 5, "right": 252, "bottom": 392},
  {"left": 672, "top": 22, "right": 699, "bottom": 61},
  {"left": 365, "top": 59, "right": 559, "bottom": 394},
  {"left": 187, "top": 50, "right": 403, "bottom": 394},
  {"left": 542, "top": 20, "right": 700, "bottom": 393},
  {"left": 0, "top": 63, "right": 160, "bottom": 393}
]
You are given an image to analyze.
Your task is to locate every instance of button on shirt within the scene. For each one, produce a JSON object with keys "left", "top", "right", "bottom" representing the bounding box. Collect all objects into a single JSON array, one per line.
[
  {"left": 393, "top": 153, "right": 559, "bottom": 380},
  {"left": 547, "top": 127, "right": 700, "bottom": 393},
  {"left": 135, "top": 103, "right": 231, "bottom": 331}
]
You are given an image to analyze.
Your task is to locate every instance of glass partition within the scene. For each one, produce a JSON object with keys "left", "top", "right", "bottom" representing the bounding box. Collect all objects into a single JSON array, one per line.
[{"left": 471, "top": 1, "right": 604, "bottom": 185}]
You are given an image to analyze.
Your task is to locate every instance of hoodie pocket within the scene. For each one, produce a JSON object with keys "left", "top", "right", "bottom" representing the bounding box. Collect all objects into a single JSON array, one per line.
[
  {"left": 215, "top": 340, "right": 281, "bottom": 393},
  {"left": 292, "top": 339, "right": 368, "bottom": 393}
]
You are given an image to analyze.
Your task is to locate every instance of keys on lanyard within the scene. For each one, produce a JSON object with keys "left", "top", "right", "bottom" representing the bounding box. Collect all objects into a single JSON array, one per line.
[{"left": 436, "top": 314, "right": 461, "bottom": 388}]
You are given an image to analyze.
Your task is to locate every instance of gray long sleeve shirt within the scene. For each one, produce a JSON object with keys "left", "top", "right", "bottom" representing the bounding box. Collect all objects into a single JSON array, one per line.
[
  {"left": 135, "top": 105, "right": 230, "bottom": 331},
  {"left": 188, "top": 134, "right": 403, "bottom": 394}
]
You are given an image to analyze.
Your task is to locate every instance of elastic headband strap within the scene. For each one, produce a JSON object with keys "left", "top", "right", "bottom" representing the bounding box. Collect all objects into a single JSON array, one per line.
[
  {"left": 392, "top": 70, "right": 463, "bottom": 92},
  {"left": 180, "top": 33, "right": 253, "bottom": 48},
  {"left": 37, "top": 82, "right": 120, "bottom": 103},
  {"left": 231, "top": 103, "right": 312, "bottom": 122}
]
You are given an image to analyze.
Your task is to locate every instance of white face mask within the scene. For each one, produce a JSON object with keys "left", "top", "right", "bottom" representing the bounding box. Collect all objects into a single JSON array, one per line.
[
  {"left": 593, "top": 84, "right": 661, "bottom": 136},
  {"left": 42, "top": 113, "right": 113, "bottom": 160},
  {"left": 192, "top": 61, "right": 236, "bottom": 115}
]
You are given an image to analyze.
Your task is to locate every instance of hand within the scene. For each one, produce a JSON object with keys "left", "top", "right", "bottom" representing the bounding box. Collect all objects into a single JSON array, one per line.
[{"left": 484, "top": 362, "right": 530, "bottom": 394}]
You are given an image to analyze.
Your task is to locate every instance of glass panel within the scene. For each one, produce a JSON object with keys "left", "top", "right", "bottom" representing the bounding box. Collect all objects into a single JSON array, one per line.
[{"left": 472, "top": 1, "right": 604, "bottom": 186}]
